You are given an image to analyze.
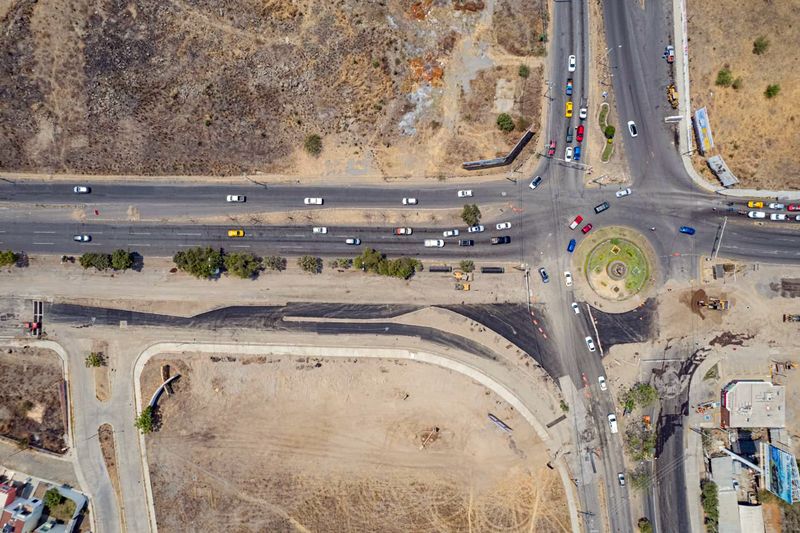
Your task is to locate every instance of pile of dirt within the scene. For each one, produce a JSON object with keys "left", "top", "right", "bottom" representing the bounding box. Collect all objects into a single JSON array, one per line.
[{"left": 0, "top": 346, "right": 66, "bottom": 453}]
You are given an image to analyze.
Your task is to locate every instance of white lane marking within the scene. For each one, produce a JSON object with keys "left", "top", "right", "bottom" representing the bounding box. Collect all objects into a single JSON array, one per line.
[
  {"left": 127, "top": 243, "right": 151, "bottom": 247},
  {"left": 32, "top": 242, "right": 54, "bottom": 245},
  {"left": 33, "top": 231, "right": 56, "bottom": 234},
  {"left": 130, "top": 232, "right": 151, "bottom": 235},
  {"left": 280, "top": 246, "right": 309, "bottom": 250},
  {"left": 0, "top": 230, "right": 5, "bottom": 234},
  {"left": 231, "top": 245, "right": 251, "bottom": 248},
  {"left": 177, "top": 244, "right": 199, "bottom": 247},
  {"left": 285, "top": 234, "right": 307, "bottom": 238},
  {"left": 176, "top": 232, "right": 202, "bottom": 236}
]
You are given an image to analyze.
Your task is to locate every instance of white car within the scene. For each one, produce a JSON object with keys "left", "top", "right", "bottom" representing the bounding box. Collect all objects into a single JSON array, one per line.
[
  {"left": 598, "top": 376, "right": 607, "bottom": 391},
  {"left": 312, "top": 227, "right": 327, "bottom": 234},
  {"left": 304, "top": 197, "right": 323, "bottom": 205},
  {"left": 394, "top": 227, "right": 413, "bottom": 235},
  {"left": 73, "top": 186, "right": 90, "bottom": 194},
  {"left": 568, "top": 54, "right": 577, "bottom": 72},
  {"left": 585, "top": 336, "right": 596, "bottom": 352},
  {"left": 402, "top": 197, "right": 418, "bottom": 205},
  {"left": 747, "top": 211, "right": 766, "bottom": 219},
  {"left": 571, "top": 302, "right": 580, "bottom": 314},
  {"left": 615, "top": 188, "right": 632, "bottom": 198},
  {"left": 424, "top": 239, "right": 445, "bottom": 248},
  {"left": 467, "top": 225, "right": 485, "bottom": 233},
  {"left": 564, "top": 271, "right": 573, "bottom": 287},
  {"left": 457, "top": 190, "right": 473, "bottom": 198},
  {"left": 529, "top": 176, "right": 543, "bottom": 189},
  {"left": 579, "top": 107, "right": 588, "bottom": 120},
  {"left": 771, "top": 213, "right": 787, "bottom": 221},
  {"left": 796, "top": 215, "right": 800, "bottom": 222},
  {"left": 73, "top": 234, "right": 91, "bottom": 242},
  {"left": 769, "top": 203, "right": 785, "bottom": 210},
  {"left": 618, "top": 473, "right": 626, "bottom": 486},
  {"left": 608, "top": 414, "right": 618, "bottom": 434},
  {"left": 565, "top": 147, "right": 573, "bottom": 162},
  {"left": 627, "top": 121, "right": 638, "bottom": 137},
  {"left": 226, "top": 195, "right": 246, "bottom": 202},
  {"left": 443, "top": 229, "right": 460, "bottom": 238},
  {"left": 345, "top": 237, "right": 361, "bottom": 245},
  {"left": 496, "top": 222, "right": 512, "bottom": 230}
]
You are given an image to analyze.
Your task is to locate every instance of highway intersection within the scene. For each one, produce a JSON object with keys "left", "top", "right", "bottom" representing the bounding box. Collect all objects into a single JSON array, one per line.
[{"left": 1, "top": 1, "right": 798, "bottom": 533}]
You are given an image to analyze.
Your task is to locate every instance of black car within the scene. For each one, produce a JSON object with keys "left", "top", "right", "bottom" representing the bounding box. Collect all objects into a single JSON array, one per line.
[
  {"left": 594, "top": 201, "right": 610, "bottom": 214},
  {"left": 538, "top": 267, "right": 549, "bottom": 283},
  {"left": 491, "top": 236, "right": 511, "bottom": 245},
  {"left": 458, "top": 239, "right": 475, "bottom": 247}
]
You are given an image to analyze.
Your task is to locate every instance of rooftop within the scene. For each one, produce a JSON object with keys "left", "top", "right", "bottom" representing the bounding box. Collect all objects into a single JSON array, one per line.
[{"left": 722, "top": 381, "right": 785, "bottom": 428}]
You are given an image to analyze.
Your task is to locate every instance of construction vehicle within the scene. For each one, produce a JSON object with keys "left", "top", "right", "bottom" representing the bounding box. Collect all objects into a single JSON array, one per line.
[
  {"left": 643, "top": 415, "right": 651, "bottom": 430},
  {"left": 453, "top": 270, "right": 471, "bottom": 281},
  {"left": 697, "top": 297, "right": 730, "bottom": 311},
  {"left": 21, "top": 322, "right": 41, "bottom": 337},
  {"left": 455, "top": 283, "right": 471, "bottom": 291},
  {"left": 667, "top": 84, "right": 679, "bottom": 109},
  {"left": 784, "top": 314, "right": 800, "bottom": 322}
]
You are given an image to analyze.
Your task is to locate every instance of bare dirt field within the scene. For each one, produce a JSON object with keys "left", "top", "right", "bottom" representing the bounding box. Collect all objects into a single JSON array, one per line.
[
  {"left": 687, "top": 0, "right": 800, "bottom": 190},
  {"left": 0, "top": 0, "right": 547, "bottom": 178},
  {"left": 0, "top": 346, "right": 66, "bottom": 453},
  {"left": 142, "top": 353, "right": 569, "bottom": 532}
]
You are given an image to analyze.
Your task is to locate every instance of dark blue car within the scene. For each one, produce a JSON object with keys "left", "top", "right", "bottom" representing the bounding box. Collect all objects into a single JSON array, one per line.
[
  {"left": 679, "top": 226, "right": 696, "bottom": 235},
  {"left": 574, "top": 146, "right": 581, "bottom": 161},
  {"left": 567, "top": 239, "right": 576, "bottom": 253}
]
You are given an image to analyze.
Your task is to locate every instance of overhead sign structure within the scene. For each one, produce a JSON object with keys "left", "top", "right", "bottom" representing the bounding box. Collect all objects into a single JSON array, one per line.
[{"left": 693, "top": 107, "right": 715, "bottom": 154}]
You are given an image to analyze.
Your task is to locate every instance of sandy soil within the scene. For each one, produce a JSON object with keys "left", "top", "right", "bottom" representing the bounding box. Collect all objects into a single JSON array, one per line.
[
  {"left": 0, "top": 0, "right": 546, "bottom": 179},
  {"left": 0, "top": 346, "right": 66, "bottom": 453},
  {"left": 142, "top": 353, "right": 570, "bottom": 532},
  {"left": 687, "top": 0, "right": 800, "bottom": 190}
]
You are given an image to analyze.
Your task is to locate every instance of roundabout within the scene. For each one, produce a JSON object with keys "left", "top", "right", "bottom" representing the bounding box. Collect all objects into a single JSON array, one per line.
[{"left": 573, "top": 226, "right": 658, "bottom": 313}]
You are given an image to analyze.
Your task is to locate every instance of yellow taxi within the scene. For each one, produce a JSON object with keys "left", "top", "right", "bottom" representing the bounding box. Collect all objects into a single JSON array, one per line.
[
  {"left": 227, "top": 229, "right": 244, "bottom": 238},
  {"left": 565, "top": 101, "right": 573, "bottom": 118},
  {"left": 747, "top": 201, "right": 763, "bottom": 208}
]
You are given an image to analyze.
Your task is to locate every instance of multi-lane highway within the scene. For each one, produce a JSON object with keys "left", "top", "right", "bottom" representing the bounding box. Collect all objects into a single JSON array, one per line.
[{"left": 1, "top": 1, "right": 799, "bottom": 533}]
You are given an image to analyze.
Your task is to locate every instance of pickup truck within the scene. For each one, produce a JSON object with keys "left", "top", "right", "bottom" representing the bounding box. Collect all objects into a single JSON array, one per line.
[{"left": 565, "top": 78, "right": 574, "bottom": 96}]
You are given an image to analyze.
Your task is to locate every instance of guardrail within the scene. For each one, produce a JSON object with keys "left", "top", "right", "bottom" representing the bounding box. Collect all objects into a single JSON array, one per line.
[{"left": 462, "top": 130, "right": 535, "bottom": 171}]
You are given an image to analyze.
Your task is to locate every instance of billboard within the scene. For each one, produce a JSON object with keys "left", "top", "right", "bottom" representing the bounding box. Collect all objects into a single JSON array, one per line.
[
  {"left": 693, "top": 107, "right": 715, "bottom": 155},
  {"left": 766, "top": 444, "right": 800, "bottom": 504}
]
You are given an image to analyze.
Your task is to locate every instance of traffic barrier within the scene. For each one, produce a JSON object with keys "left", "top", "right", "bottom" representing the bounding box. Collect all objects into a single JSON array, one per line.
[
  {"left": 480, "top": 267, "right": 505, "bottom": 274},
  {"left": 428, "top": 265, "right": 453, "bottom": 273},
  {"left": 462, "top": 130, "right": 534, "bottom": 170}
]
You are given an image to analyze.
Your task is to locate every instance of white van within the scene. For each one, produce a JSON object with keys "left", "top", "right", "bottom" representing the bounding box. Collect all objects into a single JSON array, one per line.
[{"left": 424, "top": 239, "right": 445, "bottom": 248}]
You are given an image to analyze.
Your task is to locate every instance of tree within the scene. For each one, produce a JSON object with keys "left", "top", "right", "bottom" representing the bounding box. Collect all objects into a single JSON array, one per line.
[
  {"left": 629, "top": 467, "right": 652, "bottom": 491},
  {"left": 297, "top": 255, "right": 322, "bottom": 274},
  {"left": 765, "top": 84, "right": 780, "bottom": 98},
  {"left": 637, "top": 517, "right": 653, "bottom": 533},
  {"left": 459, "top": 260, "right": 475, "bottom": 273},
  {"left": 224, "top": 252, "right": 262, "bottom": 279},
  {"left": 753, "top": 36, "right": 769, "bottom": 55},
  {"left": 329, "top": 258, "right": 353, "bottom": 270},
  {"left": 701, "top": 480, "right": 719, "bottom": 531},
  {"left": 461, "top": 204, "right": 482, "bottom": 226},
  {"left": 715, "top": 68, "right": 733, "bottom": 87},
  {"left": 85, "top": 352, "right": 105, "bottom": 368},
  {"left": 304, "top": 134, "right": 323, "bottom": 156},
  {"left": 134, "top": 406, "right": 155, "bottom": 434},
  {"left": 0, "top": 250, "right": 18, "bottom": 267},
  {"left": 111, "top": 249, "right": 134, "bottom": 270},
  {"left": 518, "top": 64, "right": 530, "bottom": 78},
  {"left": 79, "top": 253, "right": 112, "bottom": 271},
  {"left": 496, "top": 113, "right": 515, "bottom": 132},
  {"left": 732, "top": 77, "right": 743, "bottom": 90},
  {"left": 173, "top": 247, "right": 223, "bottom": 279},
  {"left": 629, "top": 383, "right": 658, "bottom": 407},
  {"left": 44, "top": 488, "right": 63, "bottom": 509},
  {"left": 264, "top": 256, "right": 287, "bottom": 271},
  {"left": 353, "top": 249, "right": 421, "bottom": 279},
  {"left": 560, "top": 400, "right": 569, "bottom": 412},
  {"left": 604, "top": 125, "right": 616, "bottom": 139}
]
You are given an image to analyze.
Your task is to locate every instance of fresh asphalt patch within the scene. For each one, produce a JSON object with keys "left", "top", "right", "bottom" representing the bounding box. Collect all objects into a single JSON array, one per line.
[
  {"left": 441, "top": 303, "right": 563, "bottom": 379},
  {"left": 589, "top": 297, "right": 657, "bottom": 350}
]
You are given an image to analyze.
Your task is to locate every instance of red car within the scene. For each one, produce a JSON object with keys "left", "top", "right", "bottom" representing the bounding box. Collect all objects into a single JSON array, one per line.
[
  {"left": 788, "top": 204, "right": 800, "bottom": 212},
  {"left": 581, "top": 223, "right": 593, "bottom": 234},
  {"left": 576, "top": 125, "right": 585, "bottom": 143},
  {"left": 569, "top": 215, "right": 584, "bottom": 230},
  {"left": 547, "top": 140, "right": 556, "bottom": 157}
]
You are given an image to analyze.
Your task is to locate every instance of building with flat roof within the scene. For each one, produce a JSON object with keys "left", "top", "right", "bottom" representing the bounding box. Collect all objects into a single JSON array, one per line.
[{"left": 721, "top": 381, "right": 785, "bottom": 428}]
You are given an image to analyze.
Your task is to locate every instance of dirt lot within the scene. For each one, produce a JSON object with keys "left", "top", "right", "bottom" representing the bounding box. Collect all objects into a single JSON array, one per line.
[
  {"left": 687, "top": 0, "right": 800, "bottom": 190},
  {"left": 142, "top": 353, "right": 569, "bottom": 532},
  {"left": 0, "top": 0, "right": 546, "bottom": 178},
  {"left": 0, "top": 346, "right": 66, "bottom": 453}
]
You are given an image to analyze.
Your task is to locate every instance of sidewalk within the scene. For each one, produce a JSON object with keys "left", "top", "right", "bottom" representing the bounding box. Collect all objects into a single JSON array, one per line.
[{"left": 671, "top": 0, "right": 800, "bottom": 201}]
